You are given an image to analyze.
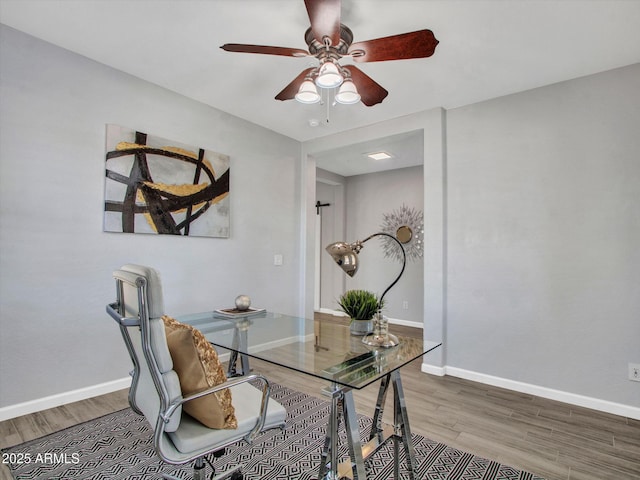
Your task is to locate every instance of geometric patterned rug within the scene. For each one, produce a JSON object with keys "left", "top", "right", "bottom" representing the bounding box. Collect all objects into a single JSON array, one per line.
[{"left": 3, "top": 383, "right": 545, "bottom": 479}]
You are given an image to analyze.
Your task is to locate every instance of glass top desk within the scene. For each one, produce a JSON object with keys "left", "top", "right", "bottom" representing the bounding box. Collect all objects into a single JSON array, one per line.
[{"left": 178, "top": 311, "right": 441, "bottom": 480}]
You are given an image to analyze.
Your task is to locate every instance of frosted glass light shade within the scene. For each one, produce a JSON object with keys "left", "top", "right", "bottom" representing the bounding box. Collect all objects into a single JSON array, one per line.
[
  {"left": 295, "top": 80, "right": 321, "bottom": 104},
  {"left": 315, "top": 62, "right": 343, "bottom": 89},
  {"left": 335, "top": 80, "right": 361, "bottom": 104}
]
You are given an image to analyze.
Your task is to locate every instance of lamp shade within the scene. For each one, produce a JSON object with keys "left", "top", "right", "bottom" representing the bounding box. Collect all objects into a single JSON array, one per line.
[
  {"left": 295, "top": 80, "right": 321, "bottom": 104},
  {"left": 335, "top": 80, "right": 361, "bottom": 105},
  {"left": 315, "top": 62, "right": 343, "bottom": 89},
  {"left": 325, "top": 241, "right": 358, "bottom": 277}
]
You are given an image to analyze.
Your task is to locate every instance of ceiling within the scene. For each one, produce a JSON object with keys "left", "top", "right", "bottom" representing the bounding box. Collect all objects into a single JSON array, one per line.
[
  {"left": 2, "top": 0, "right": 640, "bottom": 176},
  {"left": 313, "top": 130, "right": 423, "bottom": 177}
]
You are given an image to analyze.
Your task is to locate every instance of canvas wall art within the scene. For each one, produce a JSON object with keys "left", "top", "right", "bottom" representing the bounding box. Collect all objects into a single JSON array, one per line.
[{"left": 104, "top": 125, "right": 230, "bottom": 237}]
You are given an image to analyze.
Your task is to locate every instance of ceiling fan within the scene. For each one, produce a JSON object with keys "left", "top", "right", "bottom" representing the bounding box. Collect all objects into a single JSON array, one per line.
[{"left": 220, "top": 0, "right": 439, "bottom": 107}]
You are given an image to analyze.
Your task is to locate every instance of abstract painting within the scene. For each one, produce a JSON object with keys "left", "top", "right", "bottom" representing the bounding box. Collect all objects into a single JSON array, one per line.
[{"left": 104, "top": 125, "right": 230, "bottom": 237}]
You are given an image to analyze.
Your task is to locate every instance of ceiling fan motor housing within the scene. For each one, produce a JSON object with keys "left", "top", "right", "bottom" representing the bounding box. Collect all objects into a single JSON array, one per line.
[{"left": 305, "top": 24, "right": 353, "bottom": 55}]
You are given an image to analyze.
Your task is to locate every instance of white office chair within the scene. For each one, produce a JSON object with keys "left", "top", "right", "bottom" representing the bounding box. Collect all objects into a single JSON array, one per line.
[{"left": 106, "top": 264, "right": 286, "bottom": 480}]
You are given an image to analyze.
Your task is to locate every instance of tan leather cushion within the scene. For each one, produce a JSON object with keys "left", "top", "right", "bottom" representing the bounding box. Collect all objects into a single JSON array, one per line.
[{"left": 162, "top": 316, "right": 237, "bottom": 429}]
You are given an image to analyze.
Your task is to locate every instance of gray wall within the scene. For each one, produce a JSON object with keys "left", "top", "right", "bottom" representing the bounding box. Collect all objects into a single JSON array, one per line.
[
  {"left": 316, "top": 166, "right": 424, "bottom": 324},
  {"left": 303, "top": 109, "right": 447, "bottom": 364},
  {"left": 446, "top": 64, "right": 640, "bottom": 406},
  {"left": 341, "top": 166, "right": 424, "bottom": 323},
  {"left": 0, "top": 25, "right": 303, "bottom": 409},
  {"left": 2, "top": 23, "right": 638, "bottom": 416}
]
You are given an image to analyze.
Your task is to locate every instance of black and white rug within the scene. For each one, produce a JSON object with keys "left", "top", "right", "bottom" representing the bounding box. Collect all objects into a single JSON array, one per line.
[{"left": 3, "top": 384, "right": 544, "bottom": 479}]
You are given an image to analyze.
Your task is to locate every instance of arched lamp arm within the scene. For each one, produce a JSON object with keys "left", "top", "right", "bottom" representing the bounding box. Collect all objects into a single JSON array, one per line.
[{"left": 361, "top": 232, "right": 406, "bottom": 307}]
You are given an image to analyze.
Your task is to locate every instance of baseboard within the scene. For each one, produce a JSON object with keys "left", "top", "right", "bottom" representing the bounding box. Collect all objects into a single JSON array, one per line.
[
  {"left": 420, "top": 363, "right": 446, "bottom": 376},
  {"left": 316, "top": 307, "right": 345, "bottom": 316},
  {"left": 247, "top": 333, "right": 315, "bottom": 354},
  {"left": 316, "top": 308, "right": 423, "bottom": 330},
  {"left": 0, "top": 377, "right": 132, "bottom": 422},
  {"left": 421, "top": 364, "right": 640, "bottom": 420},
  {"left": 388, "top": 317, "right": 423, "bottom": 329}
]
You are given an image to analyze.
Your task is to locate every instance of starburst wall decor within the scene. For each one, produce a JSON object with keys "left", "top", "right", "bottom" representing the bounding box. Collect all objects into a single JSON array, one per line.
[{"left": 379, "top": 204, "right": 424, "bottom": 262}]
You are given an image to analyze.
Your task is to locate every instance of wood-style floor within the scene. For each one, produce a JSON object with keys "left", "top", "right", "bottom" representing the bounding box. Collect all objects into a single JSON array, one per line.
[{"left": 1, "top": 316, "right": 638, "bottom": 480}]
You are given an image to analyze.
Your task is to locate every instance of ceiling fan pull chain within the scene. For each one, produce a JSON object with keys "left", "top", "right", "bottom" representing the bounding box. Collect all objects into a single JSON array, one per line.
[{"left": 326, "top": 90, "right": 331, "bottom": 124}]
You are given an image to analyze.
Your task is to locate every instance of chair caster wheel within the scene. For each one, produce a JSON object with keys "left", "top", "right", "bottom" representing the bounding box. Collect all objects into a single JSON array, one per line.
[{"left": 230, "top": 470, "right": 243, "bottom": 480}]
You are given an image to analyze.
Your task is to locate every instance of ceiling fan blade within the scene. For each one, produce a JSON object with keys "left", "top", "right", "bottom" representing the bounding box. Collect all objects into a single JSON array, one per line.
[
  {"left": 305, "top": 0, "right": 341, "bottom": 46},
  {"left": 275, "top": 68, "right": 315, "bottom": 101},
  {"left": 348, "top": 29, "right": 439, "bottom": 63},
  {"left": 343, "top": 65, "right": 388, "bottom": 106},
  {"left": 221, "top": 44, "right": 309, "bottom": 57}
]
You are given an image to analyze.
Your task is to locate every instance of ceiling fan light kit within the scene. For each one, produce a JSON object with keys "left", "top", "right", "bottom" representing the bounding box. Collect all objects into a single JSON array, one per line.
[
  {"left": 315, "top": 61, "right": 343, "bottom": 88},
  {"left": 221, "top": 0, "right": 439, "bottom": 109},
  {"left": 335, "top": 79, "right": 361, "bottom": 105},
  {"left": 295, "top": 79, "right": 322, "bottom": 104}
]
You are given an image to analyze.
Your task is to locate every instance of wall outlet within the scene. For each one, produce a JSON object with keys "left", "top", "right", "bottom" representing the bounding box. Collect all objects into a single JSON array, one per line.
[
  {"left": 402, "top": 300, "right": 409, "bottom": 310},
  {"left": 273, "top": 254, "right": 283, "bottom": 266},
  {"left": 629, "top": 363, "right": 640, "bottom": 382}
]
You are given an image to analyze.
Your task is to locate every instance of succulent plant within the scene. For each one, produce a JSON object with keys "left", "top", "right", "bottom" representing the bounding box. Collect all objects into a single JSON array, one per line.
[{"left": 337, "top": 289, "right": 384, "bottom": 320}]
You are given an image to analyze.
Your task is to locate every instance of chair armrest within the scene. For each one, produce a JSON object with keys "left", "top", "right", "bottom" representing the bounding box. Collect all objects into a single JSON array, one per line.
[
  {"left": 106, "top": 302, "right": 140, "bottom": 327},
  {"left": 163, "top": 373, "right": 272, "bottom": 441}
]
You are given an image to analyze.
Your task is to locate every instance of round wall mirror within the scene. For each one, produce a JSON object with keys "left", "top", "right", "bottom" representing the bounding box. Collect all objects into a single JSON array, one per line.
[{"left": 396, "top": 225, "right": 413, "bottom": 244}]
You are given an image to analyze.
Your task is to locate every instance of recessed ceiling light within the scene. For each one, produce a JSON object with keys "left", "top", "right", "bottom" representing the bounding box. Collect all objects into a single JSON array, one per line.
[{"left": 367, "top": 151, "right": 393, "bottom": 161}]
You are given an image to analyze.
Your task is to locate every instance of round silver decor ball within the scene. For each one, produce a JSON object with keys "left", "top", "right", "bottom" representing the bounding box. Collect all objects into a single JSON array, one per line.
[{"left": 235, "top": 295, "right": 251, "bottom": 311}]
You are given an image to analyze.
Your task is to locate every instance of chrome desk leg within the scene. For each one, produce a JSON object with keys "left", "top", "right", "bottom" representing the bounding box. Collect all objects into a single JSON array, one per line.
[
  {"left": 369, "top": 374, "right": 390, "bottom": 441},
  {"left": 318, "top": 384, "right": 367, "bottom": 480},
  {"left": 228, "top": 329, "right": 240, "bottom": 377},
  {"left": 317, "top": 373, "right": 414, "bottom": 480},
  {"left": 227, "top": 328, "right": 250, "bottom": 377},
  {"left": 391, "top": 370, "right": 416, "bottom": 480},
  {"left": 239, "top": 350, "right": 250, "bottom": 376},
  {"left": 227, "top": 350, "right": 239, "bottom": 377},
  {"left": 393, "top": 433, "right": 400, "bottom": 480},
  {"left": 343, "top": 390, "right": 367, "bottom": 479},
  {"left": 318, "top": 384, "right": 342, "bottom": 480}
]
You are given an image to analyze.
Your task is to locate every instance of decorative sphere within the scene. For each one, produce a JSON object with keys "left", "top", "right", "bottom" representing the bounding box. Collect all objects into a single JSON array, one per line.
[{"left": 235, "top": 295, "right": 251, "bottom": 311}]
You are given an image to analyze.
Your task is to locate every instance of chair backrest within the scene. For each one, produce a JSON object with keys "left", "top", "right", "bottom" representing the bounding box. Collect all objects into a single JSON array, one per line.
[{"left": 110, "top": 264, "right": 183, "bottom": 433}]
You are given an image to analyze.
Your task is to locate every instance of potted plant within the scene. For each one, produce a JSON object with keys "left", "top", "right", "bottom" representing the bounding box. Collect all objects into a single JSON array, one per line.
[{"left": 337, "top": 289, "right": 384, "bottom": 336}]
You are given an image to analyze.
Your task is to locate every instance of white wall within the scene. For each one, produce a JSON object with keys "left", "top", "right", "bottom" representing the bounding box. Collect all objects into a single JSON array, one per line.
[
  {"left": 0, "top": 25, "right": 303, "bottom": 411},
  {"left": 446, "top": 64, "right": 640, "bottom": 409}
]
